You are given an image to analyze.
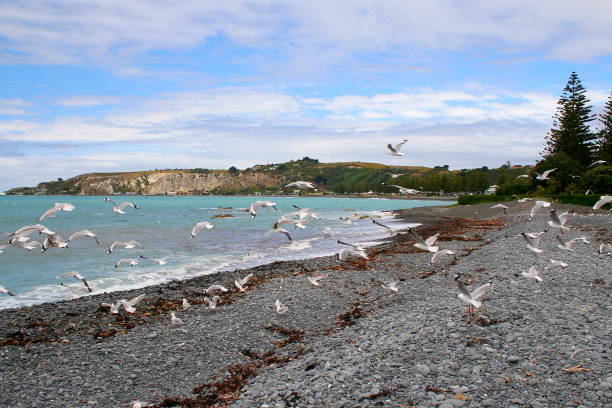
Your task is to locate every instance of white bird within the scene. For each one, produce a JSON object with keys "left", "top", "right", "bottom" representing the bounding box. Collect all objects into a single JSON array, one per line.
[
  {"left": 535, "top": 168, "right": 556, "bottom": 180},
  {"left": 0, "top": 284, "right": 16, "bottom": 296},
  {"left": 131, "top": 401, "right": 152, "bottom": 408},
  {"left": 598, "top": 243, "right": 612, "bottom": 258},
  {"left": 60, "top": 282, "right": 90, "bottom": 296},
  {"left": 557, "top": 236, "right": 589, "bottom": 252},
  {"left": 386, "top": 139, "right": 408, "bottom": 156},
  {"left": 430, "top": 249, "right": 455, "bottom": 265},
  {"left": 381, "top": 281, "right": 400, "bottom": 292},
  {"left": 9, "top": 224, "right": 55, "bottom": 242},
  {"left": 107, "top": 240, "right": 144, "bottom": 254},
  {"left": 21, "top": 240, "right": 42, "bottom": 251},
  {"left": 104, "top": 197, "right": 140, "bottom": 215},
  {"left": 275, "top": 299, "right": 288, "bottom": 315},
  {"left": 55, "top": 272, "right": 92, "bottom": 292},
  {"left": 170, "top": 312, "right": 184, "bottom": 328},
  {"left": 338, "top": 247, "right": 368, "bottom": 261},
  {"left": 529, "top": 200, "right": 551, "bottom": 220},
  {"left": 249, "top": 200, "right": 278, "bottom": 218},
  {"left": 204, "top": 296, "right": 220, "bottom": 309},
  {"left": 182, "top": 299, "right": 191, "bottom": 310},
  {"left": 115, "top": 258, "right": 139, "bottom": 269},
  {"left": 41, "top": 233, "right": 69, "bottom": 252},
  {"left": 290, "top": 205, "right": 321, "bottom": 220},
  {"left": 520, "top": 232, "right": 544, "bottom": 254},
  {"left": 234, "top": 272, "right": 253, "bottom": 292},
  {"left": 593, "top": 196, "right": 612, "bottom": 210},
  {"left": 120, "top": 294, "right": 145, "bottom": 313},
  {"left": 589, "top": 160, "right": 608, "bottom": 167},
  {"left": 372, "top": 219, "right": 407, "bottom": 237},
  {"left": 545, "top": 259, "right": 568, "bottom": 270},
  {"left": 191, "top": 221, "right": 214, "bottom": 239},
  {"left": 38, "top": 202, "right": 75, "bottom": 222},
  {"left": 381, "top": 183, "right": 420, "bottom": 195},
  {"left": 516, "top": 197, "right": 534, "bottom": 203},
  {"left": 284, "top": 181, "right": 316, "bottom": 189},
  {"left": 548, "top": 209, "right": 570, "bottom": 233},
  {"left": 386, "top": 173, "right": 404, "bottom": 178},
  {"left": 407, "top": 228, "right": 439, "bottom": 253},
  {"left": 522, "top": 265, "right": 543, "bottom": 282},
  {"left": 455, "top": 274, "right": 492, "bottom": 312},
  {"left": 307, "top": 276, "right": 324, "bottom": 286},
  {"left": 491, "top": 203, "right": 508, "bottom": 216},
  {"left": 267, "top": 221, "right": 295, "bottom": 241},
  {"left": 516, "top": 174, "right": 530, "bottom": 179},
  {"left": 139, "top": 255, "right": 170, "bottom": 265},
  {"left": 66, "top": 230, "right": 100, "bottom": 246},
  {"left": 205, "top": 284, "right": 228, "bottom": 294}
]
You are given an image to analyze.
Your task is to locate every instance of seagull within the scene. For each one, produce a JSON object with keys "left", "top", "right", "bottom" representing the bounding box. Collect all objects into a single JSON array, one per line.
[
  {"left": 522, "top": 265, "right": 543, "bottom": 282},
  {"left": 204, "top": 296, "right": 220, "bottom": 309},
  {"left": 516, "top": 197, "right": 534, "bottom": 203},
  {"left": 557, "top": 236, "right": 589, "bottom": 252},
  {"left": 54, "top": 272, "right": 92, "bottom": 292},
  {"left": 266, "top": 221, "right": 294, "bottom": 241},
  {"left": 131, "top": 401, "right": 152, "bottom": 408},
  {"left": 191, "top": 221, "right": 214, "bottom": 239},
  {"left": 290, "top": 205, "right": 321, "bottom": 220},
  {"left": 115, "top": 258, "right": 139, "bottom": 269},
  {"left": 407, "top": 228, "right": 439, "bottom": 253},
  {"left": 381, "top": 281, "right": 400, "bottom": 292},
  {"left": 120, "top": 294, "right": 145, "bottom": 313},
  {"left": 66, "top": 230, "right": 100, "bottom": 246},
  {"left": 529, "top": 200, "right": 551, "bottom": 220},
  {"left": 0, "top": 284, "right": 16, "bottom": 296},
  {"left": 275, "top": 299, "right": 288, "bottom": 315},
  {"left": 205, "top": 284, "right": 228, "bottom": 294},
  {"left": 589, "top": 160, "right": 608, "bottom": 167},
  {"left": 491, "top": 203, "right": 508, "bottom": 216},
  {"left": 338, "top": 247, "right": 368, "bottom": 261},
  {"left": 284, "top": 181, "right": 316, "bottom": 189},
  {"left": 249, "top": 200, "right": 278, "bottom": 218},
  {"left": 234, "top": 272, "right": 253, "bottom": 292},
  {"left": 107, "top": 240, "right": 144, "bottom": 254},
  {"left": 170, "top": 312, "right": 184, "bottom": 328},
  {"left": 41, "top": 233, "right": 69, "bottom": 253},
  {"left": 386, "top": 139, "right": 408, "bottom": 156},
  {"left": 101, "top": 300, "right": 123, "bottom": 314},
  {"left": 381, "top": 183, "right": 420, "bottom": 195},
  {"left": 516, "top": 174, "right": 530, "bottom": 179},
  {"left": 372, "top": 219, "right": 408, "bottom": 237},
  {"left": 593, "top": 196, "right": 612, "bottom": 210},
  {"left": 307, "top": 276, "right": 324, "bottom": 286},
  {"left": 9, "top": 224, "right": 55, "bottom": 241},
  {"left": 38, "top": 202, "right": 75, "bottom": 222},
  {"left": 545, "top": 259, "right": 568, "bottom": 270},
  {"left": 139, "top": 255, "right": 169, "bottom": 265},
  {"left": 182, "top": 299, "right": 191, "bottom": 310},
  {"left": 454, "top": 274, "right": 492, "bottom": 313},
  {"left": 104, "top": 197, "right": 140, "bottom": 215},
  {"left": 520, "top": 232, "right": 544, "bottom": 254},
  {"left": 598, "top": 243, "right": 612, "bottom": 258},
  {"left": 21, "top": 240, "right": 42, "bottom": 251},
  {"left": 60, "top": 282, "right": 90, "bottom": 296},
  {"left": 386, "top": 173, "right": 404, "bottom": 178},
  {"left": 535, "top": 168, "right": 556, "bottom": 180},
  {"left": 337, "top": 240, "right": 367, "bottom": 251},
  {"left": 548, "top": 209, "right": 570, "bottom": 233},
  {"left": 430, "top": 249, "right": 455, "bottom": 265}
]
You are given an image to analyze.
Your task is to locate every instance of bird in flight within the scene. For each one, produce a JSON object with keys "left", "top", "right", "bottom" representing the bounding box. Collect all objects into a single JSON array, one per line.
[
  {"left": 535, "top": 168, "right": 556, "bottom": 180},
  {"left": 386, "top": 139, "right": 408, "bottom": 156},
  {"left": 38, "top": 202, "right": 75, "bottom": 222},
  {"left": 104, "top": 197, "right": 140, "bottom": 215}
]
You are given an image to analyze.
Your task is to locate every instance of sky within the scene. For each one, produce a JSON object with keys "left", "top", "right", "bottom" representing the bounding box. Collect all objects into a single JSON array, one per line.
[{"left": 0, "top": 0, "right": 611, "bottom": 191}]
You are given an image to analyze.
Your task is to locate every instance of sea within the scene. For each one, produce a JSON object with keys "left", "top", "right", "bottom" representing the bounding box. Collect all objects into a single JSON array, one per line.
[{"left": 0, "top": 195, "right": 452, "bottom": 309}]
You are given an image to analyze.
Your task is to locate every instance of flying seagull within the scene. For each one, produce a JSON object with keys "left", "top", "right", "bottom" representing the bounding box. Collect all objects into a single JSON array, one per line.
[
  {"left": 545, "top": 259, "right": 568, "bottom": 270},
  {"left": 593, "top": 196, "right": 612, "bottom": 210},
  {"left": 522, "top": 265, "right": 543, "bottom": 282},
  {"left": 557, "top": 236, "right": 589, "bottom": 252},
  {"left": 234, "top": 272, "right": 253, "bottom": 292},
  {"left": 0, "top": 284, "right": 16, "bottom": 296},
  {"left": 41, "top": 233, "right": 69, "bottom": 253},
  {"left": 529, "top": 200, "right": 551, "bottom": 220},
  {"left": 535, "top": 168, "right": 556, "bottom": 180},
  {"left": 589, "top": 160, "right": 608, "bottom": 167},
  {"left": 407, "top": 228, "right": 439, "bottom": 253},
  {"left": 54, "top": 272, "right": 92, "bottom": 292},
  {"left": 386, "top": 173, "right": 404, "bottom": 178},
  {"left": 107, "top": 240, "right": 144, "bottom": 254},
  {"left": 491, "top": 203, "right": 508, "bottom": 216},
  {"left": 60, "top": 282, "right": 90, "bottom": 296},
  {"left": 249, "top": 200, "right": 278, "bottom": 218},
  {"left": 38, "top": 202, "right": 75, "bottom": 222},
  {"left": 205, "top": 284, "right": 228, "bottom": 294},
  {"left": 430, "top": 249, "right": 455, "bottom": 265},
  {"left": 372, "top": 219, "right": 407, "bottom": 237},
  {"left": 139, "top": 255, "right": 170, "bottom": 265},
  {"left": 307, "top": 276, "right": 324, "bottom": 286},
  {"left": 515, "top": 197, "right": 534, "bottom": 203},
  {"left": 191, "top": 221, "right": 214, "bottom": 239},
  {"left": 338, "top": 247, "right": 368, "bottom": 261},
  {"left": 275, "top": 299, "right": 288, "bottom": 315},
  {"left": 66, "top": 230, "right": 100, "bottom": 246},
  {"left": 454, "top": 274, "right": 492, "bottom": 313},
  {"left": 386, "top": 139, "right": 408, "bottom": 156},
  {"left": 520, "top": 232, "right": 545, "bottom": 254},
  {"left": 115, "top": 258, "right": 139, "bottom": 269},
  {"left": 381, "top": 183, "right": 420, "bottom": 195},
  {"left": 284, "top": 181, "right": 316, "bottom": 189},
  {"left": 104, "top": 197, "right": 140, "bottom": 215},
  {"left": 516, "top": 174, "right": 530, "bottom": 179},
  {"left": 548, "top": 209, "right": 570, "bottom": 233}
]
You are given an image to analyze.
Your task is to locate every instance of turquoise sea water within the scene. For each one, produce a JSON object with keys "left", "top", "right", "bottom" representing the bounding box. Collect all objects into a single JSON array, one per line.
[{"left": 0, "top": 195, "right": 451, "bottom": 309}]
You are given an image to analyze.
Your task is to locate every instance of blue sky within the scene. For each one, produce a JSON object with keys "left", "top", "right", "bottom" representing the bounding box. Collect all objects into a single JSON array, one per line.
[{"left": 1, "top": 0, "right": 611, "bottom": 191}]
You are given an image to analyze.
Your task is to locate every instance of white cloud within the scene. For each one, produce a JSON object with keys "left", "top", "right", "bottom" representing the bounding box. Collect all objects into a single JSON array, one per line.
[
  {"left": 0, "top": 98, "right": 30, "bottom": 115},
  {"left": 54, "top": 96, "right": 119, "bottom": 106}
]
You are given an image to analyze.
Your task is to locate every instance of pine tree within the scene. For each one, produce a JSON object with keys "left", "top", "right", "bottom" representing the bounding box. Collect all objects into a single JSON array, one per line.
[
  {"left": 543, "top": 72, "right": 597, "bottom": 165},
  {"left": 597, "top": 92, "right": 612, "bottom": 162}
]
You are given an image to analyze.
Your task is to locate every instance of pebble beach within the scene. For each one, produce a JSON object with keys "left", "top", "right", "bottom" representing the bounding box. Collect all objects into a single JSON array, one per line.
[{"left": 1, "top": 201, "right": 610, "bottom": 408}]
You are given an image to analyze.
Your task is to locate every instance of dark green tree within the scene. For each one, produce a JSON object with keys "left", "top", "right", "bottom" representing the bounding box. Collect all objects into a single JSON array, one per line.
[
  {"left": 597, "top": 92, "right": 612, "bottom": 162},
  {"left": 543, "top": 72, "right": 597, "bottom": 166}
]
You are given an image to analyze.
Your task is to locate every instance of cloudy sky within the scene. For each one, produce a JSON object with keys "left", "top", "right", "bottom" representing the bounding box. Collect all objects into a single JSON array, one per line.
[{"left": 1, "top": 0, "right": 611, "bottom": 191}]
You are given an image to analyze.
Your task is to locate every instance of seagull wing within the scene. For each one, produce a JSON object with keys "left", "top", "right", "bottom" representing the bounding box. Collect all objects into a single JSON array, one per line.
[
  {"left": 118, "top": 202, "right": 139, "bottom": 210},
  {"left": 394, "top": 139, "right": 408, "bottom": 151},
  {"left": 593, "top": 196, "right": 612, "bottom": 210},
  {"left": 470, "top": 282, "right": 492, "bottom": 300}
]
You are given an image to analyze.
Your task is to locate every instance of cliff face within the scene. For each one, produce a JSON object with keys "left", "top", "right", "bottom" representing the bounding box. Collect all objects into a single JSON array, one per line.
[{"left": 48, "top": 171, "right": 286, "bottom": 195}]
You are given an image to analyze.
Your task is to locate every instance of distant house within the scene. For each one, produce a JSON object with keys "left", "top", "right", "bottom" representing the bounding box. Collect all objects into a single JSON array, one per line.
[{"left": 485, "top": 185, "right": 498, "bottom": 194}]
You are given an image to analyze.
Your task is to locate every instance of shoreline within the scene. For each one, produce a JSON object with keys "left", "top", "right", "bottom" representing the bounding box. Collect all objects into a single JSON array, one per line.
[{"left": 1, "top": 203, "right": 609, "bottom": 407}]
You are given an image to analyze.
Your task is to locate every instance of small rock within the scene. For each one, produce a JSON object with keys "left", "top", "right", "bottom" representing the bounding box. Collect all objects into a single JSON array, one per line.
[{"left": 507, "top": 356, "right": 522, "bottom": 363}]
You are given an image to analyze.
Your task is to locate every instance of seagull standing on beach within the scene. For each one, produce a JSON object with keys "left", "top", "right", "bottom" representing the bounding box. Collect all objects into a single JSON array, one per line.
[
  {"left": 454, "top": 274, "right": 492, "bottom": 313},
  {"left": 0, "top": 284, "right": 16, "bottom": 296},
  {"left": 66, "top": 230, "right": 100, "bottom": 246},
  {"left": 191, "top": 221, "right": 214, "bottom": 239},
  {"left": 275, "top": 299, "right": 288, "bottom": 315},
  {"left": 204, "top": 296, "right": 220, "bottom": 309},
  {"left": 522, "top": 265, "right": 543, "bottom": 282},
  {"left": 38, "top": 202, "right": 75, "bottom": 222},
  {"left": 249, "top": 201, "right": 278, "bottom": 218},
  {"left": 386, "top": 139, "right": 408, "bottom": 156},
  {"left": 589, "top": 160, "right": 608, "bottom": 167},
  {"left": 107, "top": 240, "right": 144, "bottom": 254},
  {"left": 535, "top": 168, "right": 556, "bottom": 180},
  {"left": 104, "top": 197, "right": 139, "bottom": 215},
  {"left": 170, "top": 312, "right": 184, "bottom": 328},
  {"left": 593, "top": 196, "right": 612, "bottom": 210}
]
